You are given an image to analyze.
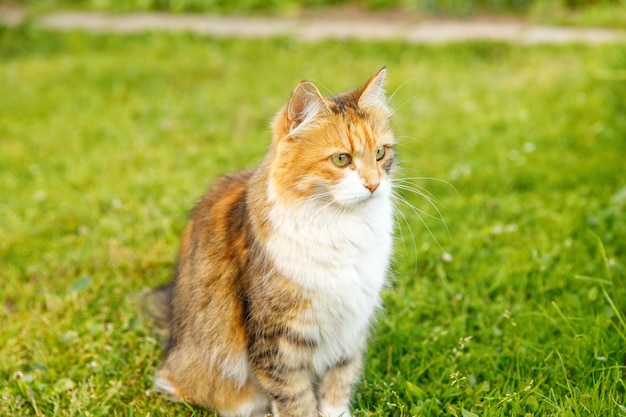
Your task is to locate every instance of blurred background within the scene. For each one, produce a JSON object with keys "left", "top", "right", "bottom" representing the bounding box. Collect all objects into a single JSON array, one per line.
[{"left": 1, "top": 0, "right": 623, "bottom": 26}]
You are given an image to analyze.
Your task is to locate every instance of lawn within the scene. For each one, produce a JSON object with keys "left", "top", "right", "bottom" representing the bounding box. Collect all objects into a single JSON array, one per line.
[{"left": 0, "top": 26, "right": 625, "bottom": 416}]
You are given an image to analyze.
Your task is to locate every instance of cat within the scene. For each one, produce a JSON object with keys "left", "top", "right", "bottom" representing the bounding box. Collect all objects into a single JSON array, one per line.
[{"left": 151, "top": 67, "right": 396, "bottom": 417}]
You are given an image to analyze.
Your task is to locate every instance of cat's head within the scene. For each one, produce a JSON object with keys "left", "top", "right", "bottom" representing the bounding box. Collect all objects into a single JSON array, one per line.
[{"left": 268, "top": 68, "right": 395, "bottom": 209}]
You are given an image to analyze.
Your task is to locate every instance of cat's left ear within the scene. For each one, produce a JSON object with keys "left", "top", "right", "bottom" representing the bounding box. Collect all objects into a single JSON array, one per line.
[
  {"left": 287, "top": 81, "right": 329, "bottom": 132},
  {"left": 358, "top": 67, "right": 388, "bottom": 110}
]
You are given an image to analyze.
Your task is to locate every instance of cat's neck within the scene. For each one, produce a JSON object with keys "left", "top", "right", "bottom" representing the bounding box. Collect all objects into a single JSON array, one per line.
[{"left": 255, "top": 173, "right": 391, "bottom": 282}]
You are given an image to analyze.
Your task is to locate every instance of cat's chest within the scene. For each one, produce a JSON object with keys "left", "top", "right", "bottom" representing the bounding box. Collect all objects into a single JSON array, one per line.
[
  {"left": 265, "top": 196, "right": 393, "bottom": 291},
  {"left": 264, "top": 197, "right": 394, "bottom": 371}
]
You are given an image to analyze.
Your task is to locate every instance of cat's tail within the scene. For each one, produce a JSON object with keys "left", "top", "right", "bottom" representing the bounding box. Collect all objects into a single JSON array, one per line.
[{"left": 146, "top": 282, "right": 174, "bottom": 349}]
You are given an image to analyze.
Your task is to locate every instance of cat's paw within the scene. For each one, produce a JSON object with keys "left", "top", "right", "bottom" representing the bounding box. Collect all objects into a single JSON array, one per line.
[
  {"left": 319, "top": 403, "right": 352, "bottom": 417},
  {"left": 153, "top": 370, "right": 189, "bottom": 403}
]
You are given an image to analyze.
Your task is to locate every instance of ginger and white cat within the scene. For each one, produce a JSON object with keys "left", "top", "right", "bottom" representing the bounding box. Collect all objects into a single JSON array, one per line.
[{"left": 152, "top": 68, "right": 395, "bottom": 417}]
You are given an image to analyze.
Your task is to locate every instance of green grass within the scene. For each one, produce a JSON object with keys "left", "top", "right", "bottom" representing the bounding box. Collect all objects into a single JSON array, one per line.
[{"left": 1, "top": 27, "right": 625, "bottom": 416}]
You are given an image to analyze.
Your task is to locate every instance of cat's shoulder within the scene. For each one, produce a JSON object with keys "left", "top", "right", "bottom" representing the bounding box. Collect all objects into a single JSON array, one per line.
[
  {"left": 190, "top": 169, "right": 256, "bottom": 224},
  {"left": 197, "top": 170, "right": 254, "bottom": 203}
]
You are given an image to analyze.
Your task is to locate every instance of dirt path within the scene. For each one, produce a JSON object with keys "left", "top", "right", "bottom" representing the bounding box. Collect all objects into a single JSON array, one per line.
[{"left": 2, "top": 5, "right": 625, "bottom": 44}]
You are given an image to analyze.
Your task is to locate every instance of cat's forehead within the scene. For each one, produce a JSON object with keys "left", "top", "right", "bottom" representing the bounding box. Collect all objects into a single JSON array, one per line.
[
  {"left": 323, "top": 93, "right": 391, "bottom": 151},
  {"left": 329, "top": 89, "right": 381, "bottom": 118},
  {"left": 327, "top": 91, "right": 359, "bottom": 113},
  {"left": 326, "top": 114, "right": 385, "bottom": 156}
]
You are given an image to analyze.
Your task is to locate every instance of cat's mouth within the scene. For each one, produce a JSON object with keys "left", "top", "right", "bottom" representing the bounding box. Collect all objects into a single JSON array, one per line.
[{"left": 335, "top": 189, "right": 383, "bottom": 209}]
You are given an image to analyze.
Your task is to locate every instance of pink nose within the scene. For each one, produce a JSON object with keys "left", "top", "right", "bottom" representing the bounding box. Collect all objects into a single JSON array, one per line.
[{"left": 365, "top": 182, "right": 380, "bottom": 193}]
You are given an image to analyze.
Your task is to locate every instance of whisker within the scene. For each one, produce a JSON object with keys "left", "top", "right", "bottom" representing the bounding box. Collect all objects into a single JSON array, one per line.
[
  {"left": 394, "top": 184, "right": 451, "bottom": 239},
  {"left": 393, "top": 191, "right": 447, "bottom": 253},
  {"left": 394, "top": 177, "right": 458, "bottom": 195},
  {"left": 392, "top": 191, "right": 444, "bottom": 224},
  {"left": 394, "top": 138, "right": 424, "bottom": 148},
  {"left": 393, "top": 145, "right": 424, "bottom": 157},
  {"left": 394, "top": 188, "right": 447, "bottom": 227},
  {"left": 395, "top": 176, "right": 455, "bottom": 185},
  {"left": 392, "top": 201, "right": 418, "bottom": 266},
  {"left": 305, "top": 193, "right": 349, "bottom": 230},
  {"left": 307, "top": 76, "right": 334, "bottom": 98},
  {"left": 393, "top": 183, "right": 443, "bottom": 207},
  {"left": 388, "top": 78, "right": 413, "bottom": 105},
  {"left": 391, "top": 171, "right": 455, "bottom": 247},
  {"left": 393, "top": 179, "right": 446, "bottom": 205},
  {"left": 309, "top": 197, "right": 337, "bottom": 218},
  {"left": 392, "top": 93, "right": 423, "bottom": 113}
]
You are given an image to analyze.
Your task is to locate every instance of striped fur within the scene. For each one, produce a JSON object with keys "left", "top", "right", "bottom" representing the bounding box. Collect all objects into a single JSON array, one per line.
[{"left": 152, "top": 68, "right": 395, "bottom": 417}]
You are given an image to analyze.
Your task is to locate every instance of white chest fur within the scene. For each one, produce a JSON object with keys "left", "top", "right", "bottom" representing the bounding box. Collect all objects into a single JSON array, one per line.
[{"left": 265, "top": 182, "right": 394, "bottom": 374}]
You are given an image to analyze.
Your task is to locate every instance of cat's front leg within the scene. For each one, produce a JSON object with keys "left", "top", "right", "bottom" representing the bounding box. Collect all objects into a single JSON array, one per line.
[
  {"left": 317, "top": 354, "right": 363, "bottom": 417},
  {"left": 248, "top": 330, "right": 318, "bottom": 417},
  {"left": 253, "top": 364, "right": 318, "bottom": 417}
]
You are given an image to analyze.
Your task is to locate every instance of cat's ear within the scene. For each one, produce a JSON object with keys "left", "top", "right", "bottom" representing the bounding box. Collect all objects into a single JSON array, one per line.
[
  {"left": 358, "top": 67, "right": 388, "bottom": 110},
  {"left": 287, "top": 81, "right": 329, "bottom": 131}
]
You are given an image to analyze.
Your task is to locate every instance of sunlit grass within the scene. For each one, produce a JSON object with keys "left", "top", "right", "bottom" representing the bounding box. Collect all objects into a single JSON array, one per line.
[{"left": 1, "top": 28, "right": 625, "bottom": 416}]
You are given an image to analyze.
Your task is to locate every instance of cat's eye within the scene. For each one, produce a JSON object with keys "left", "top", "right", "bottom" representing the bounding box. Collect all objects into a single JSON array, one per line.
[
  {"left": 331, "top": 153, "right": 351, "bottom": 167},
  {"left": 376, "top": 146, "right": 386, "bottom": 161}
]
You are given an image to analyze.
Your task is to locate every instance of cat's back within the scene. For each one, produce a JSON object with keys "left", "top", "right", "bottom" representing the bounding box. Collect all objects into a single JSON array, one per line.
[
  {"left": 183, "top": 170, "right": 255, "bottom": 260},
  {"left": 171, "top": 170, "right": 255, "bottom": 335}
]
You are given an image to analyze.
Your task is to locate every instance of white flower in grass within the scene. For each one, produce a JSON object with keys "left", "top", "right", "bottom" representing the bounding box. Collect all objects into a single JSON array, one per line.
[
  {"left": 523, "top": 142, "right": 536, "bottom": 153},
  {"left": 441, "top": 252, "right": 453, "bottom": 263}
]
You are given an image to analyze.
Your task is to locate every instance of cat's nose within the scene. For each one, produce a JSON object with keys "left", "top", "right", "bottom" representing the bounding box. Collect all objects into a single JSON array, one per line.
[{"left": 365, "top": 182, "right": 380, "bottom": 193}]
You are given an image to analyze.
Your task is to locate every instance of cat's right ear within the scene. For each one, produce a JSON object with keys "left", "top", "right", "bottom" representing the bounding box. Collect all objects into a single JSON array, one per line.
[{"left": 286, "top": 81, "right": 329, "bottom": 132}]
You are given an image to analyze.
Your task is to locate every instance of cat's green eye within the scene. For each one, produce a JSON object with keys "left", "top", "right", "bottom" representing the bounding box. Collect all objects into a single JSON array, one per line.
[
  {"left": 376, "top": 146, "right": 386, "bottom": 161},
  {"left": 331, "top": 153, "right": 351, "bottom": 167}
]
